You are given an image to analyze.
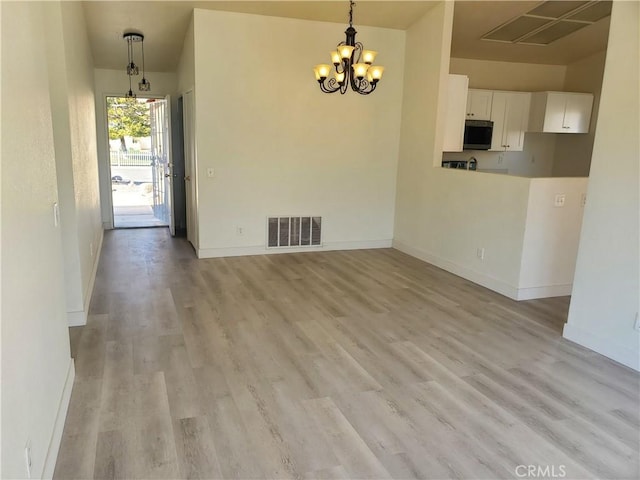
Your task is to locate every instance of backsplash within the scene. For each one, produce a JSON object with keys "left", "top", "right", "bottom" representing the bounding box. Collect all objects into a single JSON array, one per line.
[{"left": 442, "top": 132, "right": 557, "bottom": 177}]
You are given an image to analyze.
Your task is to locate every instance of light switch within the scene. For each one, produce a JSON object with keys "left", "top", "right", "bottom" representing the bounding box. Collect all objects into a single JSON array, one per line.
[
  {"left": 207, "top": 168, "right": 215, "bottom": 178},
  {"left": 53, "top": 202, "right": 60, "bottom": 226},
  {"left": 554, "top": 194, "right": 566, "bottom": 207}
]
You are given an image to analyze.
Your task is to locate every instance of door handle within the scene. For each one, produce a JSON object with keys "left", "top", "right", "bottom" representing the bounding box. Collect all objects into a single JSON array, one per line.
[
  {"left": 184, "top": 176, "right": 191, "bottom": 181},
  {"left": 164, "top": 174, "right": 171, "bottom": 178}
]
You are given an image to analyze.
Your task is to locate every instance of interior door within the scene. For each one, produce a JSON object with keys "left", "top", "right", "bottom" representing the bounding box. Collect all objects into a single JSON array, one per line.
[
  {"left": 182, "top": 91, "right": 197, "bottom": 248},
  {"left": 163, "top": 95, "right": 175, "bottom": 235},
  {"left": 149, "top": 97, "right": 175, "bottom": 234}
]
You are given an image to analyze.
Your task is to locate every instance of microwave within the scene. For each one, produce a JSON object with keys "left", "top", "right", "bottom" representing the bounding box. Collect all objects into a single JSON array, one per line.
[{"left": 463, "top": 119, "right": 493, "bottom": 150}]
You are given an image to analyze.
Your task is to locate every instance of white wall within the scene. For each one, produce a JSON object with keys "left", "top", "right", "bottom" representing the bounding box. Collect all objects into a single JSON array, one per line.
[
  {"left": 394, "top": 2, "right": 533, "bottom": 299},
  {"left": 553, "top": 51, "right": 607, "bottom": 177},
  {"left": 564, "top": 1, "right": 640, "bottom": 371},
  {"left": 63, "top": 3, "right": 103, "bottom": 318},
  {"left": 450, "top": 57, "right": 567, "bottom": 92},
  {"left": 44, "top": 2, "right": 103, "bottom": 327},
  {"left": 1, "top": 2, "right": 74, "bottom": 478},
  {"left": 518, "top": 178, "right": 588, "bottom": 299},
  {"left": 177, "top": 14, "right": 195, "bottom": 95},
  {"left": 43, "top": 3, "right": 84, "bottom": 323},
  {"left": 93, "top": 68, "right": 178, "bottom": 227},
  {"left": 191, "top": 9, "right": 405, "bottom": 257}
]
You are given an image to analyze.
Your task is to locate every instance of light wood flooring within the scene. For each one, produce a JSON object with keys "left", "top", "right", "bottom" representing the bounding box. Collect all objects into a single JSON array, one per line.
[{"left": 55, "top": 228, "right": 640, "bottom": 480}]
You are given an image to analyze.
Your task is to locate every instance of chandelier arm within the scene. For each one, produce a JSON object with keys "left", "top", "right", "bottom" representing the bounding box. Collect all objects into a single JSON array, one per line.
[
  {"left": 356, "top": 82, "right": 376, "bottom": 95},
  {"left": 351, "top": 76, "right": 375, "bottom": 95},
  {"left": 353, "top": 42, "right": 364, "bottom": 63},
  {"left": 319, "top": 77, "right": 341, "bottom": 94}
]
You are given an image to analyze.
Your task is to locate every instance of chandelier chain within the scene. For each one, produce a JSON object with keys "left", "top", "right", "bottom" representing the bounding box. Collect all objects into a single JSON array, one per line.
[{"left": 349, "top": 0, "right": 355, "bottom": 27}]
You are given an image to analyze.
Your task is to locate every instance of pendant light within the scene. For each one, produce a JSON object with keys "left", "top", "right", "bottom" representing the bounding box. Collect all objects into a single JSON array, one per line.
[
  {"left": 138, "top": 34, "right": 151, "bottom": 92},
  {"left": 123, "top": 32, "right": 151, "bottom": 97},
  {"left": 313, "top": 1, "right": 385, "bottom": 95}
]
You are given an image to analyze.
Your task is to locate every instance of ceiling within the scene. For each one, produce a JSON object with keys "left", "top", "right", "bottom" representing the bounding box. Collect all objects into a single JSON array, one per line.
[
  {"left": 82, "top": 1, "right": 611, "bottom": 72},
  {"left": 452, "top": 1, "right": 611, "bottom": 65}
]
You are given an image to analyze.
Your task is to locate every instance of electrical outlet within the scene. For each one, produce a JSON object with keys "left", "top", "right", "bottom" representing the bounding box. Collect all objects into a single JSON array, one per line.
[
  {"left": 236, "top": 227, "right": 244, "bottom": 236},
  {"left": 207, "top": 168, "right": 215, "bottom": 178},
  {"left": 25, "top": 440, "right": 32, "bottom": 478},
  {"left": 634, "top": 312, "right": 640, "bottom": 331},
  {"left": 554, "top": 194, "right": 566, "bottom": 207},
  {"left": 477, "top": 247, "right": 485, "bottom": 260}
]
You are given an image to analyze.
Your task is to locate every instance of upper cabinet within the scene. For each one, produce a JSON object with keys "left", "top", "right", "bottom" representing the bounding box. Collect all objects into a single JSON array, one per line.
[
  {"left": 490, "top": 91, "right": 531, "bottom": 152},
  {"left": 443, "top": 74, "right": 469, "bottom": 152},
  {"left": 466, "top": 89, "right": 493, "bottom": 120},
  {"left": 528, "top": 92, "right": 594, "bottom": 133}
]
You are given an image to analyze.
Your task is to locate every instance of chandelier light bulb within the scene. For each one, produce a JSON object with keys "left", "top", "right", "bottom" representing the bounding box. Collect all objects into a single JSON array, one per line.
[
  {"left": 368, "top": 66, "right": 385, "bottom": 82},
  {"left": 352, "top": 63, "right": 369, "bottom": 79},
  {"left": 314, "top": 64, "right": 332, "bottom": 80},
  {"left": 330, "top": 50, "right": 342, "bottom": 65},
  {"left": 362, "top": 50, "right": 377, "bottom": 64},
  {"left": 338, "top": 45, "right": 355, "bottom": 59}
]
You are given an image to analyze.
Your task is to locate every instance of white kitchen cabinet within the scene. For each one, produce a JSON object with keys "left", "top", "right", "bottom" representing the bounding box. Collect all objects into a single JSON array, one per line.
[
  {"left": 443, "top": 74, "right": 469, "bottom": 152},
  {"left": 466, "top": 89, "right": 493, "bottom": 120},
  {"left": 528, "top": 91, "right": 594, "bottom": 133},
  {"left": 489, "top": 91, "right": 531, "bottom": 152}
]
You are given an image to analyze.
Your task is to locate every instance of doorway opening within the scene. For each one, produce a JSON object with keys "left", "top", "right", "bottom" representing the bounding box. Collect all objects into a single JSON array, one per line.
[{"left": 107, "top": 96, "right": 172, "bottom": 229}]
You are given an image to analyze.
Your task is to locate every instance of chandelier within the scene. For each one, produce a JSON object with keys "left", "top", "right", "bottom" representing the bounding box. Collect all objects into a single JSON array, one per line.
[
  {"left": 313, "top": 1, "right": 385, "bottom": 95},
  {"left": 123, "top": 32, "right": 151, "bottom": 99}
]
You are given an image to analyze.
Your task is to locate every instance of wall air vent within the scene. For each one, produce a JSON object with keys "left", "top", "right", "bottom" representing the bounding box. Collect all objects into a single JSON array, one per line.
[
  {"left": 267, "top": 216, "right": 322, "bottom": 248},
  {"left": 482, "top": 0, "right": 611, "bottom": 46}
]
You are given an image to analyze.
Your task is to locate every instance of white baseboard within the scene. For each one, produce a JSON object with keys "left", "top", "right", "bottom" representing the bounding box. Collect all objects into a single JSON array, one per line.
[
  {"left": 197, "top": 239, "right": 393, "bottom": 259},
  {"left": 67, "top": 310, "right": 87, "bottom": 327},
  {"left": 393, "top": 239, "right": 520, "bottom": 300},
  {"left": 516, "top": 283, "right": 573, "bottom": 300},
  {"left": 393, "top": 240, "right": 574, "bottom": 301},
  {"left": 67, "top": 229, "right": 103, "bottom": 327},
  {"left": 563, "top": 323, "right": 640, "bottom": 371},
  {"left": 42, "top": 358, "right": 75, "bottom": 479}
]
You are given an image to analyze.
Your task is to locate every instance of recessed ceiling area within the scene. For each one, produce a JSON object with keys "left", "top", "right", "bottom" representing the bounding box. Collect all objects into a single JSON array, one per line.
[
  {"left": 482, "top": 1, "right": 612, "bottom": 46},
  {"left": 451, "top": 0, "right": 611, "bottom": 65}
]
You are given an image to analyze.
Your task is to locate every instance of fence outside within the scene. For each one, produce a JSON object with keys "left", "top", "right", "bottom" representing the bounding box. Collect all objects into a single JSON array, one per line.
[{"left": 110, "top": 151, "right": 154, "bottom": 167}]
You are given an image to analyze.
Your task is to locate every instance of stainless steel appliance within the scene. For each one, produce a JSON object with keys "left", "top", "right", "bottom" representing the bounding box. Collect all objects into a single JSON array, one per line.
[{"left": 463, "top": 120, "right": 493, "bottom": 150}]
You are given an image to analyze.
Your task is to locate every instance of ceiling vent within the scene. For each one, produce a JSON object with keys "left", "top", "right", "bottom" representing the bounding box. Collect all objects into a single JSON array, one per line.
[{"left": 482, "top": 0, "right": 612, "bottom": 46}]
